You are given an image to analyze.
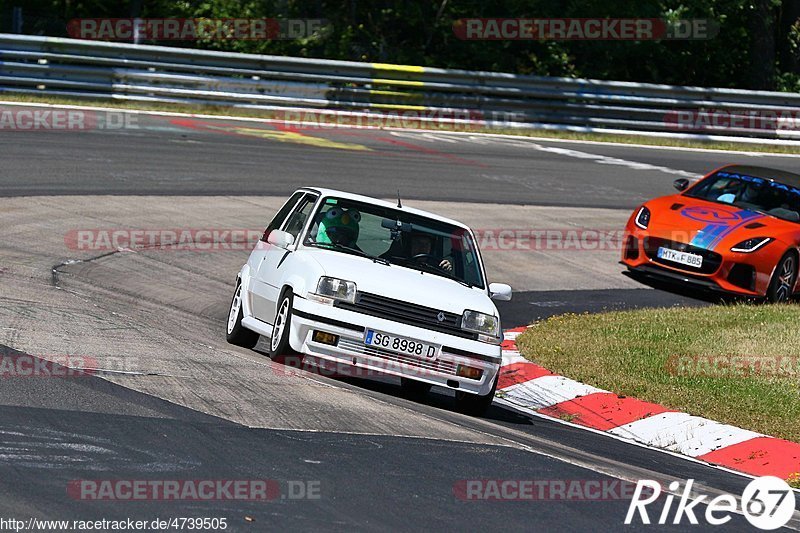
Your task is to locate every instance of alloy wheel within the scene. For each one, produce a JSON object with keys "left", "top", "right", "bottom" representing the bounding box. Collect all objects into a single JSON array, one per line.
[
  {"left": 227, "top": 283, "right": 242, "bottom": 334},
  {"left": 271, "top": 298, "right": 290, "bottom": 351}
]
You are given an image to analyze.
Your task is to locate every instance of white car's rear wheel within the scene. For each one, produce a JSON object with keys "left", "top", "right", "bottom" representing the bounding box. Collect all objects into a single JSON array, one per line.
[{"left": 226, "top": 281, "right": 260, "bottom": 348}]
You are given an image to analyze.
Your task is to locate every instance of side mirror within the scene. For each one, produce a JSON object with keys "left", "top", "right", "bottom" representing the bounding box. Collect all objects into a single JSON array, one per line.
[
  {"left": 673, "top": 178, "right": 690, "bottom": 192},
  {"left": 489, "top": 283, "right": 512, "bottom": 301},
  {"left": 266, "top": 230, "right": 295, "bottom": 249}
]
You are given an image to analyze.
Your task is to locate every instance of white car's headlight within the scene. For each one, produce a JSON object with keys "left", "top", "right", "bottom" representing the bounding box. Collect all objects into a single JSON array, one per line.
[
  {"left": 461, "top": 310, "right": 499, "bottom": 338},
  {"left": 312, "top": 276, "right": 357, "bottom": 304}
]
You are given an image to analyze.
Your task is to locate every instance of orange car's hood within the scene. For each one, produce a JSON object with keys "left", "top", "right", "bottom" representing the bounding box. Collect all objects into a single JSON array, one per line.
[{"left": 644, "top": 195, "right": 797, "bottom": 251}]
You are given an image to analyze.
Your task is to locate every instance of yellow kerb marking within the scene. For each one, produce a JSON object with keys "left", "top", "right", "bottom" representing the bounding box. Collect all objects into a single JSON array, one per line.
[{"left": 219, "top": 126, "right": 372, "bottom": 151}]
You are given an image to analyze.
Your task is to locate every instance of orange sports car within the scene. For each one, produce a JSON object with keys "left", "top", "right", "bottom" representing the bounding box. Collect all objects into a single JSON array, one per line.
[{"left": 622, "top": 165, "right": 800, "bottom": 302}]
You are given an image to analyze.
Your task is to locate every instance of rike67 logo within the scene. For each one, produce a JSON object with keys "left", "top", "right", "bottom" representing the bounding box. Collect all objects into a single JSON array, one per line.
[{"left": 626, "top": 477, "right": 796, "bottom": 529}]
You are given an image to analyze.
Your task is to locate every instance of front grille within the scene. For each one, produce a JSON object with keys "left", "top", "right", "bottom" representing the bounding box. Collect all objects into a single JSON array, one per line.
[
  {"left": 337, "top": 338, "right": 458, "bottom": 376},
  {"left": 643, "top": 237, "right": 722, "bottom": 275},
  {"left": 335, "top": 292, "right": 476, "bottom": 339}
]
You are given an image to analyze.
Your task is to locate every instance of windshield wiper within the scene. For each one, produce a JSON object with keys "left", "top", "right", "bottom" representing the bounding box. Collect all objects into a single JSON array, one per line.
[
  {"left": 306, "top": 242, "right": 390, "bottom": 265},
  {"left": 399, "top": 259, "right": 474, "bottom": 288}
]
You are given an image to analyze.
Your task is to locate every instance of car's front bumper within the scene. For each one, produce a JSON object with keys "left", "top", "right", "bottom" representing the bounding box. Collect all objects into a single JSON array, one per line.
[
  {"left": 620, "top": 229, "right": 767, "bottom": 297},
  {"left": 622, "top": 263, "right": 734, "bottom": 294},
  {"left": 288, "top": 295, "right": 501, "bottom": 396}
]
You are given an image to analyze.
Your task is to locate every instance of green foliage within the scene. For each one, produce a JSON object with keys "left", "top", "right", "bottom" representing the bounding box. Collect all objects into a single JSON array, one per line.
[
  {"left": 777, "top": 71, "right": 800, "bottom": 91},
  {"left": 2, "top": 0, "right": 799, "bottom": 91}
]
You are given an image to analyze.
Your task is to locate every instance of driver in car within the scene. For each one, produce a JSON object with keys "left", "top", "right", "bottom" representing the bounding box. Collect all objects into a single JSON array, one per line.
[{"left": 409, "top": 233, "right": 452, "bottom": 272}]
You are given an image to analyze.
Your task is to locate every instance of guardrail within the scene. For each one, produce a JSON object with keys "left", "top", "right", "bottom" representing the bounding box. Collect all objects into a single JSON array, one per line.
[{"left": 1, "top": 33, "right": 799, "bottom": 141}]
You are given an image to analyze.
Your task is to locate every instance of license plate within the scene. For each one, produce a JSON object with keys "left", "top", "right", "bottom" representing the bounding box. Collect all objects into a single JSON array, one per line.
[
  {"left": 364, "top": 330, "right": 438, "bottom": 359},
  {"left": 657, "top": 246, "right": 703, "bottom": 268}
]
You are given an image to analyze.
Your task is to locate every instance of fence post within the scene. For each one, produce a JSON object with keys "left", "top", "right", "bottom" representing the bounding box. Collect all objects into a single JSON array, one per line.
[{"left": 11, "top": 7, "right": 23, "bottom": 34}]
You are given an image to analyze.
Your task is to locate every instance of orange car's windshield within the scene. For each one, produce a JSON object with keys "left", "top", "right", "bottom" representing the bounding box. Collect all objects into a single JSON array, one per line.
[{"left": 686, "top": 170, "right": 800, "bottom": 223}]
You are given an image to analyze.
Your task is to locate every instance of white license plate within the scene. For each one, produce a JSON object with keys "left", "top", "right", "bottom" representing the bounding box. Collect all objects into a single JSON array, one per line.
[
  {"left": 657, "top": 246, "right": 703, "bottom": 268},
  {"left": 364, "top": 330, "right": 438, "bottom": 359}
]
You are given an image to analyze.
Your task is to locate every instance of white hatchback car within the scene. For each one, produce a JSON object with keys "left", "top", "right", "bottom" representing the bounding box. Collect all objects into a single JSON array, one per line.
[{"left": 226, "top": 187, "right": 512, "bottom": 415}]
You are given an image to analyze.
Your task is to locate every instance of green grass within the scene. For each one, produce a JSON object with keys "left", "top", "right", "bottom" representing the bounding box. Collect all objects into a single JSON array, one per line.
[
  {"left": 515, "top": 304, "right": 800, "bottom": 444},
  {"left": 2, "top": 93, "right": 799, "bottom": 154}
]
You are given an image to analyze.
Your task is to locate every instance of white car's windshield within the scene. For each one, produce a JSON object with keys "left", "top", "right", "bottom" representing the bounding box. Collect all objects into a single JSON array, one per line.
[{"left": 304, "top": 196, "right": 485, "bottom": 289}]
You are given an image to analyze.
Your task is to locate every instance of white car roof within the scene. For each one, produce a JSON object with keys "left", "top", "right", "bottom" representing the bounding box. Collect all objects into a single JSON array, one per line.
[{"left": 298, "top": 187, "right": 471, "bottom": 230}]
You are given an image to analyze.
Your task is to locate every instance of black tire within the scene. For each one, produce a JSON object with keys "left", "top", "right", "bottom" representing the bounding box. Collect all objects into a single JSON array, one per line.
[
  {"left": 269, "top": 289, "right": 297, "bottom": 360},
  {"left": 226, "top": 280, "right": 260, "bottom": 348},
  {"left": 400, "top": 378, "right": 432, "bottom": 400},
  {"left": 766, "top": 252, "right": 797, "bottom": 303},
  {"left": 454, "top": 374, "right": 498, "bottom": 417}
]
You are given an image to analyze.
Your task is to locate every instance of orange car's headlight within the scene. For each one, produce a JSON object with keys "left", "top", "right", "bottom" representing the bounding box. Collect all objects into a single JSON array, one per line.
[
  {"left": 634, "top": 206, "right": 651, "bottom": 229},
  {"left": 730, "top": 237, "right": 772, "bottom": 253}
]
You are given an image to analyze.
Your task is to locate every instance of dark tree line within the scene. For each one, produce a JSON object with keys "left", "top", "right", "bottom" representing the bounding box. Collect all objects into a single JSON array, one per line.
[{"left": 1, "top": 0, "right": 799, "bottom": 91}]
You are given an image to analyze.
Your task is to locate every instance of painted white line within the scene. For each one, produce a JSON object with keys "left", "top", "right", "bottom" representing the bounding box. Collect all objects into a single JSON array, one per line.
[
  {"left": 398, "top": 129, "right": 701, "bottom": 178},
  {"left": 607, "top": 412, "right": 763, "bottom": 457},
  {"left": 538, "top": 144, "right": 701, "bottom": 178},
  {"left": 421, "top": 133, "right": 458, "bottom": 143},
  {"left": 2, "top": 99, "right": 799, "bottom": 157},
  {"left": 501, "top": 375, "right": 607, "bottom": 410},
  {"left": 394, "top": 121, "right": 800, "bottom": 156},
  {"left": 463, "top": 135, "right": 497, "bottom": 145}
]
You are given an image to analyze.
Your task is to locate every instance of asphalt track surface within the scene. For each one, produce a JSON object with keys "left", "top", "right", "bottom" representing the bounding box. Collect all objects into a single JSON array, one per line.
[
  {"left": 1, "top": 111, "right": 797, "bottom": 206},
  {"left": 1, "top": 104, "right": 799, "bottom": 531}
]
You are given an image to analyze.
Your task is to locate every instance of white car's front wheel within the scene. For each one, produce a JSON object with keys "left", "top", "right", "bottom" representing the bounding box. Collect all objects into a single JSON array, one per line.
[
  {"left": 400, "top": 378, "right": 432, "bottom": 400},
  {"left": 226, "top": 280, "right": 260, "bottom": 348},
  {"left": 269, "top": 289, "right": 297, "bottom": 360},
  {"left": 454, "top": 374, "right": 498, "bottom": 417}
]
